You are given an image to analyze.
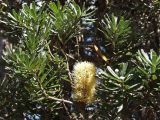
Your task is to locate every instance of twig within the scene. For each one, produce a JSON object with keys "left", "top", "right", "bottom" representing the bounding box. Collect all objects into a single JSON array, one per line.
[
  {"left": 47, "top": 96, "right": 73, "bottom": 104},
  {"left": 61, "top": 49, "right": 74, "bottom": 82},
  {"left": 62, "top": 101, "right": 73, "bottom": 119},
  {"left": 35, "top": 73, "right": 48, "bottom": 97}
]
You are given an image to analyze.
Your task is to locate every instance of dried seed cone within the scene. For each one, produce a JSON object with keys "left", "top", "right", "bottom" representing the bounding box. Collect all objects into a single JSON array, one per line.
[{"left": 72, "top": 61, "right": 96, "bottom": 103}]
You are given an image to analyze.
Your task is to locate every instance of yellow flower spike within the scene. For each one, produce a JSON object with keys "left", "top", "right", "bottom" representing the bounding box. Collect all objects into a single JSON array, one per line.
[{"left": 72, "top": 61, "right": 96, "bottom": 103}]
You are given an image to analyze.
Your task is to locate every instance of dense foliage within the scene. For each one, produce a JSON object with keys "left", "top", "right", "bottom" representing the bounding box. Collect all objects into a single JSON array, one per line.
[{"left": 0, "top": 0, "right": 160, "bottom": 119}]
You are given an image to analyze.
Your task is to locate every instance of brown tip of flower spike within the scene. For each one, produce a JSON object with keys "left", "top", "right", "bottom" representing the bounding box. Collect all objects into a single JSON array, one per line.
[{"left": 72, "top": 61, "right": 96, "bottom": 103}]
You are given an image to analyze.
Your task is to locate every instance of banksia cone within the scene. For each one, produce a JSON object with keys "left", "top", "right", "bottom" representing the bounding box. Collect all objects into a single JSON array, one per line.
[{"left": 72, "top": 61, "right": 96, "bottom": 103}]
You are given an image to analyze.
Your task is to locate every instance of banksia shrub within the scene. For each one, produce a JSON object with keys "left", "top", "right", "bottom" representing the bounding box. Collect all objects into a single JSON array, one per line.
[{"left": 72, "top": 61, "right": 96, "bottom": 103}]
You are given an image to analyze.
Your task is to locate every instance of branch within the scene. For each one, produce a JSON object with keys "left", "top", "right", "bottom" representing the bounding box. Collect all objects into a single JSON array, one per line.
[{"left": 35, "top": 73, "right": 73, "bottom": 105}]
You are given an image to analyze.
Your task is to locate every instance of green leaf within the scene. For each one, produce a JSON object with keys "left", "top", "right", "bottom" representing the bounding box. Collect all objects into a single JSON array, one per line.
[
  {"left": 107, "top": 66, "right": 120, "bottom": 80},
  {"left": 152, "top": 75, "right": 157, "bottom": 80},
  {"left": 49, "top": 2, "right": 59, "bottom": 14},
  {"left": 140, "top": 49, "right": 152, "bottom": 65},
  {"left": 8, "top": 10, "right": 18, "bottom": 22},
  {"left": 119, "top": 63, "right": 128, "bottom": 76}
]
